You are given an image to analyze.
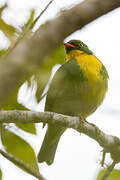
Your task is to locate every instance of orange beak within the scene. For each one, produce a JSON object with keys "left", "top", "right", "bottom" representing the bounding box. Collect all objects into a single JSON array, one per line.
[{"left": 64, "top": 43, "right": 75, "bottom": 48}]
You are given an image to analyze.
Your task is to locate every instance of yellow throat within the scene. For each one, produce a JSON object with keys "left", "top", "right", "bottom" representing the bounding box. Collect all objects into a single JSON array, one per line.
[{"left": 66, "top": 50, "right": 103, "bottom": 82}]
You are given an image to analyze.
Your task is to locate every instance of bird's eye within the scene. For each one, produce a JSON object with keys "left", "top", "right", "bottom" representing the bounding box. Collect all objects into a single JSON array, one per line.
[{"left": 79, "top": 42, "right": 84, "bottom": 47}]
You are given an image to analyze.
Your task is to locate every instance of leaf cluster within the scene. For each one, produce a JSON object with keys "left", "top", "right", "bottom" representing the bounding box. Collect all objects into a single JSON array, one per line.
[{"left": 0, "top": 2, "right": 65, "bottom": 179}]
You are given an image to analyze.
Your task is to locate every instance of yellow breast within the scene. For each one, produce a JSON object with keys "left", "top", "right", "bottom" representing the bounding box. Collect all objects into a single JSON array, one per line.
[{"left": 66, "top": 50, "right": 103, "bottom": 82}]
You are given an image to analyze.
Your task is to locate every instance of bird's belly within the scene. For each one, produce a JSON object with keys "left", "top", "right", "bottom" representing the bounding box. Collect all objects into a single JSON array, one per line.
[{"left": 48, "top": 79, "right": 107, "bottom": 118}]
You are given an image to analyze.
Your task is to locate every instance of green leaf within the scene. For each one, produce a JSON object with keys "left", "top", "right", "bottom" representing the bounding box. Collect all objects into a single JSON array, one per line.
[
  {"left": 24, "top": 9, "right": 35, "bottom": 29},
  {"left": 1, "top": 126, "right": 39, "bottom": 174},
  {"left": 3, "top": 86, "right": 36, "bottom": 134},
  {"left": 0, "top": 17, "right": 17, "bottom": 43},
  {"left": 0, "top": 168, "right": 2, "bottom": 180},
  {"left": 35, "top": 44, "right": 65, "bottom": 102},
  {"left": 0, "top": 3, "right": 18, "bottom": 43},
  {"left": 16, "top": 123, "right": 36, "bottom": 134},
  {"left": 0, "top": 49, "right": 7, "bottom": 58},
  {"left": 96, "top": 169, "right": 120, "bottom": 180},
  {"left": 0, "top": 4, "right": 7, "bottom": 16}
]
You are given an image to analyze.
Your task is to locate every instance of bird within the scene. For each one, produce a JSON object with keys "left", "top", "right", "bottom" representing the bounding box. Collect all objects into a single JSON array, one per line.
[{"left": 37, "top": 39, "right": 108, "bottom": 165}]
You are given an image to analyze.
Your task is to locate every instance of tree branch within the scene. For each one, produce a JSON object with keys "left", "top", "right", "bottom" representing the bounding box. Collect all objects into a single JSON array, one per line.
[
  {"left": 0, "top": 110, "right": 120, "bottom": 164},
  {"left": 0, "top": 149, "right": 46, "bottom": 180},
  {"left": 0, "top": 0, "right": 119, "bottom": 107}
]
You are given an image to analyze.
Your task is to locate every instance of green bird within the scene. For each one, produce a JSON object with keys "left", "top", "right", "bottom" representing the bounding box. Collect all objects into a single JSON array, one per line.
[{"left": 38, "top": 40, "right": 108, "bottom": 165}]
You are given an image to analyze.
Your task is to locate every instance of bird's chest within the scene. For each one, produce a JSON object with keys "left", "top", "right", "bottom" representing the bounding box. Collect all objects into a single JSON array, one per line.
[{"left": 45, "top": 58, "right": 108, "bottom": 118}]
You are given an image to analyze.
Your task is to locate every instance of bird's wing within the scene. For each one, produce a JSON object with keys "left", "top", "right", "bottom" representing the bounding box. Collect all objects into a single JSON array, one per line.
[{"left": 45, "top": 58, "right": 86, "bottom": 115}]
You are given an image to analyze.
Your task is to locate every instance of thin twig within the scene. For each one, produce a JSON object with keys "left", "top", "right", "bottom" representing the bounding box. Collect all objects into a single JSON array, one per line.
[
  {"left": 39, "top": 91, "right": 48, "bottom": 101},
  {"left": 0, "top": 149, "right": 46, "bottom": 180},
  {"left": 2, "top": 0, "right": 53, "bottom": 60},
  {"left": 29, "top": 0, "right": 53, "bottom": 30},
  {"left": 100, "top": 161, "right": 116, "bottom": 180}
]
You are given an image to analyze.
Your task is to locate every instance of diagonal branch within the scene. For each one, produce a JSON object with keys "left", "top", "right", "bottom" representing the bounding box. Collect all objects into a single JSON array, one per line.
[
  {"left": 0, "top": 110, "right": 120, "bottom": 164},
  {"left": 3, "top": 0, "right": 54, "bottom": 60},
  {"left": 0, "top": 0, "right": 119, "bottom": 107},
  {"left": 0, "top": 149, "right": 46, "bottom": 180}
]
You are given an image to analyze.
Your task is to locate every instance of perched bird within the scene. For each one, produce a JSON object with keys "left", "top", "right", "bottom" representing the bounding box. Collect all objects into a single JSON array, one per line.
[{"left": 38, "top": 40, "right": 108, "bottom": 165}]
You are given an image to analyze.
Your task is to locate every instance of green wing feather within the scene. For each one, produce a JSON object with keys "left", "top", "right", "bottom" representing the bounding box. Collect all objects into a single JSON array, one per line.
[{"left": 38, "top": 59, "right": 86, "bottom": 164}]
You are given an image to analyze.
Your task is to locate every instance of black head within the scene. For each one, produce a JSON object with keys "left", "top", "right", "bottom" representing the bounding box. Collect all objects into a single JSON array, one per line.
[{"left": 64, "top": 39, "right": 93, "bottom": 54}]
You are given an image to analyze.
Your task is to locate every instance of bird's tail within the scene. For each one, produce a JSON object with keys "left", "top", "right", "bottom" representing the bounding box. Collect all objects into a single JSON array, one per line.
[{"left": 38, "top": 124, "right": 66, "bottom": 165}]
